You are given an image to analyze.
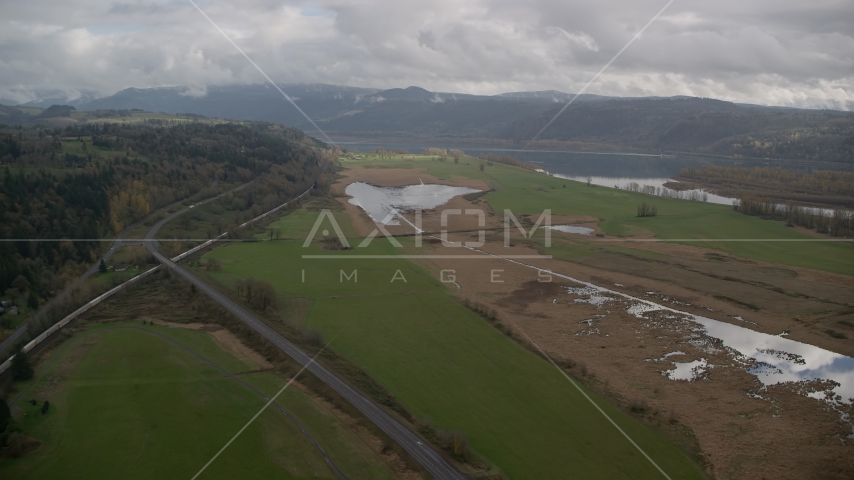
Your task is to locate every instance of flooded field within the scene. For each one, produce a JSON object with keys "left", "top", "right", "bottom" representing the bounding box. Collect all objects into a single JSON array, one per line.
[
  {"left": 550, "top": 173, "right": 737, "bottom": 206},
  {"left": 557, "top": 278, "right": 854, "bottom": 413},
  {"left": 345, "top": 179, "right": 854, "bottom": 412},
  {"left": 344, "top": 182, "right": 480, "bottom": 225}
]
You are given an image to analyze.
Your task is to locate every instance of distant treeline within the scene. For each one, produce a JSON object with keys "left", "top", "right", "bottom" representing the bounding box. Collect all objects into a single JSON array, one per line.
[
  {"left": 679, "top": 165, "right": 854, "bottom": 208},
  {"left": 91, "top": 109, "right": 143, "bottom": 118},
  {"left": 422, "top": 148, "right": 538, "bottom": 170},
  {"left": 373, "top": 147, "right": 409, "bottom": 157},
  {"left": 735, "top": 196, "right": 853, "bottom": 237},
  {"left": 476, "top": 152, "right": 538, "bottom": 170}
]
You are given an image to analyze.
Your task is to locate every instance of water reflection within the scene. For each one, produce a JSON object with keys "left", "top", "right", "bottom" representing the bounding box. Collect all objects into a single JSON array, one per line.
[
  {"left": 621, "top": 291, "right": 854, "bottom": 404},
  {"left": 345, "top": 182, "right": 480, "bottom": 225},
  {"left": 561, "top": 276, "right": 854, "bottom": 406},
  {"left": 551, "top": 174, "right": 737, "bottom": 206},
  {"left": 689, "top": 314, "right": 854, "bottom": 404},
  {"left": 546, "top": 225, "right": 595, "bottom": 235},
  {"left": 664, "top": 358, "right": 709, "bottom": 381}
]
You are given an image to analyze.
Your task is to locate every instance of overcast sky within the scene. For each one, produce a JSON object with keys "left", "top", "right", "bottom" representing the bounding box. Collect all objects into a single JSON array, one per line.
[{"left": 1, "top": 0, "right": 852, "bottom": 110}]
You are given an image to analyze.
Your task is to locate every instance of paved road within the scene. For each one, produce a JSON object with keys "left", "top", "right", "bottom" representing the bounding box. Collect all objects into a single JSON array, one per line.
[
  {"left": 0, "top": 182, "right": 254, "bottom": 356},
  {"left": 143, "top": 180, "right": 255, "bottom": 251},
  {"left": 0, "top": 200, "right": 185, "bottom": 354},
  {"left": 143, "top": 191, "right": 467, "bottom": 480},
  {"left": 10, "top": 325, "right": 348, "bottom": 480}
]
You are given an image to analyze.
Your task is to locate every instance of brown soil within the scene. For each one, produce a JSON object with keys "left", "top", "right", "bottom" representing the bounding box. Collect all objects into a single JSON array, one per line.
[
  {"left": 564, "top": 238, "right": 854, "bottom": 357},
  {"left": 425, "top": 234, "right": 854, "bottom": 480}
]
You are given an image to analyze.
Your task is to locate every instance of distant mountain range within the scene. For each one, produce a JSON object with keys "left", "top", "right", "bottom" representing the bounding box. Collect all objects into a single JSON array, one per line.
[
  {"left": 6, "top": 84, "right": 854, "bottom": 164},
  {"left": 16, "top": 84, "right": 613, "bottom": 130}
]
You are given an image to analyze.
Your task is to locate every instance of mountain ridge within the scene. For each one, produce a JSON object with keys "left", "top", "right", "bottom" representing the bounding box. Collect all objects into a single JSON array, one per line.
[{"left": 6, "top": 83, "right": 853, "bottom": 164}]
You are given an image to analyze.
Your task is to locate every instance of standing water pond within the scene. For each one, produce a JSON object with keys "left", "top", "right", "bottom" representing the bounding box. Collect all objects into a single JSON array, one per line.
[{"left": 345, "top": 182, "right": 480, "bottom": 225}]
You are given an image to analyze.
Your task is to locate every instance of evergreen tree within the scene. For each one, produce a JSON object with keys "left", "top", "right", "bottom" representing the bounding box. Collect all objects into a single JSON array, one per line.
[
  {"left": 27, "top": 290, "right": 38, "bottom": 310},
  {"left": 11, "top": 346, "right": 34, "bottom": 381},
  {"left": 98, "top": 259, "right": 107, "bottom": 274},
  {"left": 0, "top": 398, "right": 10, "bottom": 431}
]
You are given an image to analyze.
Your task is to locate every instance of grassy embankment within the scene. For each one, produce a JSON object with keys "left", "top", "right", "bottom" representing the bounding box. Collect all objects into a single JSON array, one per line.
[
  {"left": 200, "top": 196, "right": 708, "bottom": 479},
  {"left": 1, "top": 284, "right": 397, "bottom": 479}
]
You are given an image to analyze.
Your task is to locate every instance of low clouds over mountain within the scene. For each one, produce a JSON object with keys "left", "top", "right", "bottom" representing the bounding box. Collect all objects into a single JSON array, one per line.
[{"left": 1, "top": 0, "right": 852, "bottom": 110}]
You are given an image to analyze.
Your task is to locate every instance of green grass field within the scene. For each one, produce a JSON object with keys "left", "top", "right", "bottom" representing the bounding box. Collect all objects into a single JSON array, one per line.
[
  {"left": 340, "top": 155, "right": 853, "bottom": 276},
  {"left": 254, "top": 207, "right": 359, "bottom": 242},
  {"left": 201, "top": 219, "right": 707, "bottom": 479},
  {"left": 1, "top": 324, "right": 396, "bottom": 480}
]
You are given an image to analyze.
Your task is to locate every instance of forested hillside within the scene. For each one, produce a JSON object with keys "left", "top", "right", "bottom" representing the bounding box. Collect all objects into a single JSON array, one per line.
[
  {"left": 0, "top": 119, "right": 331, "bottom": 308},
  {"left": 507, "top": 98, "right": 854, "bottom": 163},
  {"left": 677, "top": 166, "right": 854, "bottom": 207}
]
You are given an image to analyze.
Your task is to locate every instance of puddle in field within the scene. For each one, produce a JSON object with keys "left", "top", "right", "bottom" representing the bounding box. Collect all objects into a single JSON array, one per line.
[
  {"left": 566, "top": 286, "right": 614, "bottom": 308},
  {"left": 546, "top": 225, "right": 595, "bottom": 235},
  {"left": 664, "top": 358, "right": 710, "bottom": 381},
  {"left": 345, "top": 182, "right": 480, "bottom": 225},
  {"left": 563, "top": 284, "right": 854, "bottom": 406},
  {"left": 688, "top": 314, "right": 854, "bottom": 404},
  {"left": 627, "top": 303, "right": 661, "bottom": 317}
]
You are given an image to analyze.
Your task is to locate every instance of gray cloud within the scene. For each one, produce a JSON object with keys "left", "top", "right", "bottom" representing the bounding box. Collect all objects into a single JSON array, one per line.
[{"left": 0, "top": 0, "right": 851, "bottom": 110}]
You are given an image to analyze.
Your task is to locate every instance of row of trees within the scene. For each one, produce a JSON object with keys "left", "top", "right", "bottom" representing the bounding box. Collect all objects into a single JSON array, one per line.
[
  {"left": 708, "top": 123, "right": 854, "bottom": 164},
  {"left": 234, "top": 278, "right": 278, "bottom": 311},
  {"left": 422, "top": 148, "right": 538, "bottom": 171},
  {"left": 476, "top": 152, "right": 538, "bottom": 170},
  {"left": 680, "top": 165, "right": 854, "bottom": 207},
  {"left": 621, "top": 182, "right": 709, "bottom": 202},
  {"left": 373, "top": 147, "right": 408, "bottom": 158},
  {"left": 734, "top": 196, "right": 853, "bottom": 237},
  {"left": 423, "top": 148, "right": 466, "bottom": 164}
]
